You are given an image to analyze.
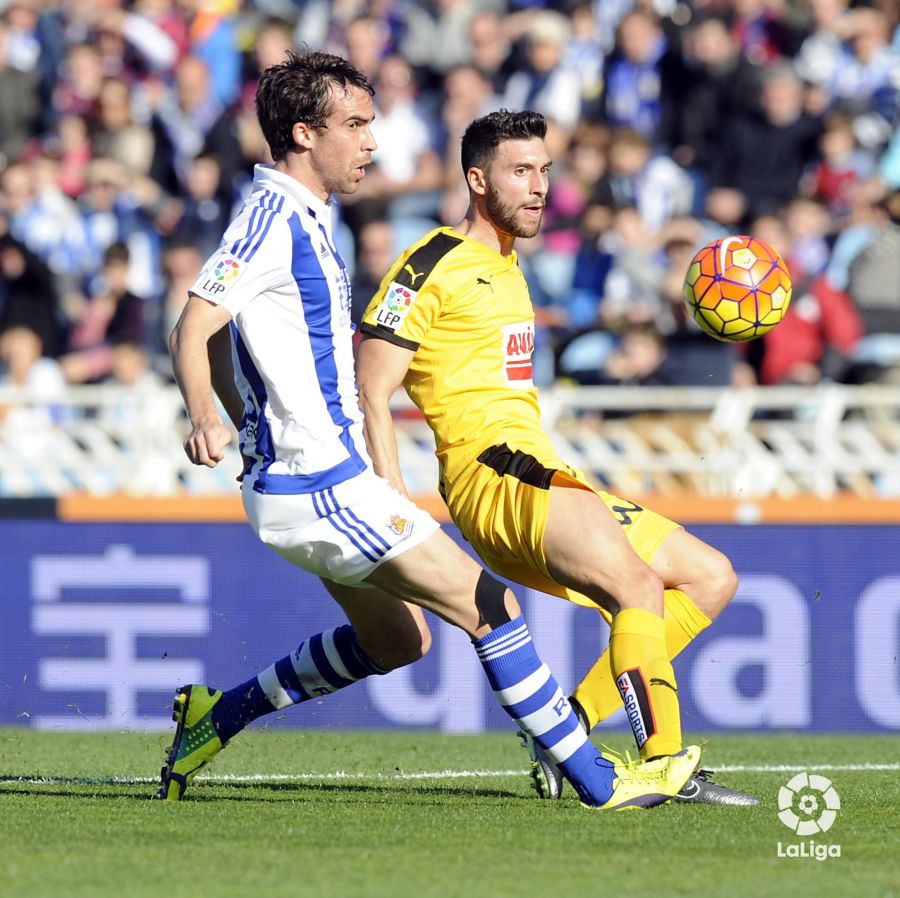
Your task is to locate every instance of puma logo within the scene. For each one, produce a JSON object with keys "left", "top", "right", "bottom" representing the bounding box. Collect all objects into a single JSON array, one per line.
[
  {"left": 403, "top": 264, "right": 425, "bottom": 286},
  {"left": 476, "top": 276, "right": 494, "bottom": 292}
]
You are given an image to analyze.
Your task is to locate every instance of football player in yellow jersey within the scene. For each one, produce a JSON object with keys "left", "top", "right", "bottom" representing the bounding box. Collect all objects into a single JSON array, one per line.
[{"left": 356, "top": 110, "right": 757, "bottom": 806}]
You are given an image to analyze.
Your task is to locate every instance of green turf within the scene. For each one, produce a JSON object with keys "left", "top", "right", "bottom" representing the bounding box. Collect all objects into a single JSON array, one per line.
[{"left": 1, "top": 728, "right": 897, "bottom": 898}]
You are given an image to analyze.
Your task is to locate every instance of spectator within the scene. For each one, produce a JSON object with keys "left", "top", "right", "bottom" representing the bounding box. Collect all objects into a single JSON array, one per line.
[
  {"left": 178, "top": 0, "right": 240, "bottom": 109},
  {"left": 351, "top": 218, "right": 395, "bottom": 325},
  {"left": 828, "top": 8, "right": 899, "bottom": 148},
  {"left": 660, "top": 12, "right": 763, "bottom": 176},
  {"left": 795, "top": 0, "right": 855, "bottom": 90},
  {"left": 53, "top": 112, "right": 93, "bottom": 198},
  {"left": 169, "top": 153, "right": 230, "bottom": 259},
  {"left": 0, "top": 325, "right": 65, "bottom": 397},
  {"left": 149, "top": 55, "right": 241, "bottom": 201},
  {"left": 438, "top": 64, "right": 500, "bottom": 222},
  {"left": 700, "top": 186, "right": 747, "bottom": 240},
  {"left": 79, "top": 157, "right": 163, "bottom": 301},
  {"left": 59, "top": 242, "right": 145, "bottom": 384},
  {"left": 804, "top": 112, "right": 877, "bottom": 218},
  {"left": 342, "top": 54, "right": 443, "bottom": 231},
  {"left": 564, "top": 3, "right": 605, "bottom": 117},
  {"left": 132, "top": 0, "right": 190, "bottom": 60},
  {"left": 0, "top": 234, "right": 61, "bottom": 361},
  {"left": 152, "top": 238, "right": 203, "bottom": 366},
  {"left": 843, "top": 190, "right": 900, "bottom": 377},
  {"left": 603, "top": 9, "right": 667, "bottom": 141},
  {"left": 591, "top": 128, "right": 693, "bottom": 233},
  {"left": 0, "top": 19, "right": 40, "bottom": 167},
  {"left": 341, "top": 14, "right": 390, "bottom": 83},
  {"left": 602, "top": 321, "right": 673, "bottom": 386},
  {"left": 526, "top": 123, "right": 610, "bottom": 319},
  {"left": 91, "top": 77, "right": 155, "bottom": 179},
  {"left": 237, "top": 17, "right": 293, "bottom": 115},
  {"left": 467, "top": 8, "right": 514, "bottom": 94},
  {"left": 658, "top": 229, "right": 736, "bottom": 386},
  {"left": 1, "top": 160, "right": 86, "bottom": 285},
  {"left": 736, "top": 215, "right": 863, "bottom": 386},
  {"left": 731, "top": 0, "right": 804, "bottom": 65},
  {"left": 52, "top": 42, "right": 104, "bottom": 120},
  {"left": 502, "top": 11, "right": 582, "bottom": 153},
  {"left": 784, "top": 196, "right": 832, "bottom": 280},
  {"left": 596, "top": 206, "right": 665, "bottom": 328},
  {"left": 713, "top": 63, "right": 823, "bottom": 217},
  {"left": 400, "top": 0, "right": 481, "bottom": 77}
]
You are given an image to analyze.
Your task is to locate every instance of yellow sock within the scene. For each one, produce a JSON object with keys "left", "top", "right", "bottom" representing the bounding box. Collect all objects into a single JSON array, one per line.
[
  {"left": 608, "top": 607, "right": 681, "bottom": 758},
  {"left": 573, "top": 588, "right": 711, "bottom": 731}
]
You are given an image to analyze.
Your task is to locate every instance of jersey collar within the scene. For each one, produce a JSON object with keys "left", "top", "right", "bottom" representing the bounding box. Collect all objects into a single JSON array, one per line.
[{"left": 252, "top": 164, "right": 331, "bottom": 219}]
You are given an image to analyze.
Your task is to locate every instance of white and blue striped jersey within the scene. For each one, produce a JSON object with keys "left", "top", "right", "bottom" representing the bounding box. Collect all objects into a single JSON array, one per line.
[{"left": 190, "top": 164, "right": 371, "bottom": 495}]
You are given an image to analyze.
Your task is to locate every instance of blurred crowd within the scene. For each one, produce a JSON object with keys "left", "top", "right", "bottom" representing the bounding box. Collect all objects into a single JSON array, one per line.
[{"left": 0, "top": 0, "right": 898, "bottom": 398}]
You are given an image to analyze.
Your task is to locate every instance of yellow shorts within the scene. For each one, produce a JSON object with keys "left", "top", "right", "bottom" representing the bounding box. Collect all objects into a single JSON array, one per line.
[{"left": 445, "top": 442, "right": 681, "bottom": 610}]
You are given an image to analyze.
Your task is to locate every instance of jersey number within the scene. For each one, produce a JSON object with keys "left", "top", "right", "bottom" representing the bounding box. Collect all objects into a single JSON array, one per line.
[{"left": 610, "top": 501, "right": 643, "bottom": 526}]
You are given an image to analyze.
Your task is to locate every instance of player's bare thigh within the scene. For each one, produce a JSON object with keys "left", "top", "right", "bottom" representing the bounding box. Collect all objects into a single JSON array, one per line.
[
  {"left": 648, "top": 527, "right": 738, "bottom": 620},
  {"left": 542, "top": 483, "right": 663, "bottom": 617},
  {"left": 363, "top": 528, "right": 521, "bottom": 639},
  {"left": 323, "top": 579, "right": 432, "bottom": 671}
]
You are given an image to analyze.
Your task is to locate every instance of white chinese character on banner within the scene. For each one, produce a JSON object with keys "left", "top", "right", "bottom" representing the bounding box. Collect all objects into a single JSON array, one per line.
[{"left": 31, "top": 544, "right": 209, "bottom": 730}]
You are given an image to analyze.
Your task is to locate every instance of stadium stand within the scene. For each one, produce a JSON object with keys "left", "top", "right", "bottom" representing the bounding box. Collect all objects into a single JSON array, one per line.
[{"left": 0, "top": 0, "right": 898, "bottom": 505}]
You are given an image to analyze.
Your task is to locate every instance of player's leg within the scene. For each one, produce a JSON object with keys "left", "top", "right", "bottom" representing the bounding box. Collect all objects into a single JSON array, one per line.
[
  {"left": 210, "top": 583, "right": 431, "bottom": 741},
  {"left": 572, "top": 527, "right": 738, "bottom": 731},
  {"left": 560, "top": 525, "right": 756, "bottom": 805},
  {"left": 156, "top": 585, "right": 429, "bottom": 801},
  {"left": 364, "top": 529, "right": 700, "bottom": 809},
  {"left": 541, "top": 483, "right": 683, "bottom": 762},
  {"left": 157, "top": 480, "right": 436, "bottom": 801}
]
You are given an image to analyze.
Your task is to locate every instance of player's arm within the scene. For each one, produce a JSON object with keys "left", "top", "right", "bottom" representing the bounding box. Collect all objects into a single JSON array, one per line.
[
  {"left": 356, "top": 334, "right": 415, "bottom": 497},
  {"left": 169, "top": 294, "right": 236, "bottom": 467},
  {"left": 207, "top": 320, "right": 243, "bottom": 430}
]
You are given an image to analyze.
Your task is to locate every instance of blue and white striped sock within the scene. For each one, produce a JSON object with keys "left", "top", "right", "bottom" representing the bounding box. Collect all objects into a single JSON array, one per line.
[
  {"left": 212, "top": 625, "right": 386, "bottom": 742},
  {"left": 473, "top": 615, "right": 615, "bottom": 807}
]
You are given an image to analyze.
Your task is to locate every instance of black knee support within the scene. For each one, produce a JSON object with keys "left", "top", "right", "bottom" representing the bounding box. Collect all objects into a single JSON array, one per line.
[{"left": 475, "top": 570, "right": 511, "bottom": 629}]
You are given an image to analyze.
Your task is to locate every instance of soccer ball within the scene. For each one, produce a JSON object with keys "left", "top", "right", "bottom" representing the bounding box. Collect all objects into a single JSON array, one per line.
[{"left": 683, "top": 235, "right": 792, "bottom": 341}]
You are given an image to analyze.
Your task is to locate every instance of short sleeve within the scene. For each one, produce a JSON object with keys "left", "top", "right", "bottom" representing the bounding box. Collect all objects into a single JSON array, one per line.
[
  {"left": 189, "top": 217, "right": 290, "bottom": 316},
  {"left": 360, "top": 276, "right": 443, "bottom": 351},
  {"left": 359, "top": 230, "right": 463, "bottom": 350}
]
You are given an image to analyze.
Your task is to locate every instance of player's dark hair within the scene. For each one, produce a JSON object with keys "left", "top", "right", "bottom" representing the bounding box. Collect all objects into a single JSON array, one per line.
[
  {"left": 461, "top": 109, "right": 547, "bottom": 175},
  {"left": 256, "top": 50, "right": 374, "bottom": 161}
]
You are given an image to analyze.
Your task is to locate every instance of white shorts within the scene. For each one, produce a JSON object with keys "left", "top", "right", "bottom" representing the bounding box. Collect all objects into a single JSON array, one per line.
[{"left": 242, "top": 470, "right": 440, "bottom": 586}]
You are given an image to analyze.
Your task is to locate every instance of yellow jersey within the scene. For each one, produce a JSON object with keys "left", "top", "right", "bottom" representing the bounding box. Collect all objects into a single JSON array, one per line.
[
  {"left": 360, "top": 226, "right": 554, "bottom": 488},
  {"left": 361, "top": 227, "right": 681, "bottom": 607}
]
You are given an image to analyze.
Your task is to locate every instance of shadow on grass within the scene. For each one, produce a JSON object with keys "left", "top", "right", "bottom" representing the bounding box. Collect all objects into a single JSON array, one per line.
[{"left": 0, "top": 776, "right": 522, "bottom": 803}]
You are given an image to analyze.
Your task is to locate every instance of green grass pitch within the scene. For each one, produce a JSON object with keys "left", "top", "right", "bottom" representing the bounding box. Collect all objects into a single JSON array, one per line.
[{"left": 1, "top": 728, "right": 897, "bottom": 898}]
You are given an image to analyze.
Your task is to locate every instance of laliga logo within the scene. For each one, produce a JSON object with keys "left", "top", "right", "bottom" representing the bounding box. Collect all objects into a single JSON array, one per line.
[
  {"left": 776, "top": 772, "right": 841, "bottom": 861},
  {"left": 214, "top": 257, "right": 241, "bottom": 283},
  {"left": 778, "top": 772, "right": 840, "bottom": 834}
]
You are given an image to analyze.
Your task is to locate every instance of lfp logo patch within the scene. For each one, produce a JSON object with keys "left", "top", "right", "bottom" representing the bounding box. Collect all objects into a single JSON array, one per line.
[
  {"left": 214, "top": 257, "right": 241, "bottom": 283},
  {"left": 372, "top": 281, "right": 416, "bottom": 331}
]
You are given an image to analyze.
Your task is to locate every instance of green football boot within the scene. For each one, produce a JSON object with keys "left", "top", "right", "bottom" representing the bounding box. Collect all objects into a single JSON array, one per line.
[
  {"left": 586, "top": 744, "right": 702, "bottom": 811},
  {"left": 156, "top": 685, "right": 226, "bottom": 801}
]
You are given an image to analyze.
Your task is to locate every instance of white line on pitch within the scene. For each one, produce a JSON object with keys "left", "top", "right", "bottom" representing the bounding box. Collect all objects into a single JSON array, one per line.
[{"left": 2, "top": 762, "right": 899, "bottom": 786}]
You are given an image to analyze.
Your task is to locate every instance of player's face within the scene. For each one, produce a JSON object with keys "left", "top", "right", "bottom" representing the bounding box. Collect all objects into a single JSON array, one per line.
[
  {"left": 483, "top": 137, "right": 551, "bottom": 239},
  {"left": 310, "top": 84, "right": 377, "bottom": 197}
]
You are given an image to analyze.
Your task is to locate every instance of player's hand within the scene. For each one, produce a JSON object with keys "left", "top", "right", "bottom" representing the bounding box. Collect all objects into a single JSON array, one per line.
[{"left": 184, "top": 420, "right": 232, "bottom": 467}]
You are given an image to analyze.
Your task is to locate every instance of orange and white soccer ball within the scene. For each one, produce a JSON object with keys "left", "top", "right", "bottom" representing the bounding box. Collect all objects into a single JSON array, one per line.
[{"left": 683, "top": 235, "right": 792, "bottom": 341}]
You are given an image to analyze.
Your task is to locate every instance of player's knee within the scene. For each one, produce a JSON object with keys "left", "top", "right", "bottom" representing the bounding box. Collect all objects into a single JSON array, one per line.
[
  {"left": 362, "top": 624, "right": 432, "bottom": 671},
  {"left": 705, "top": 555, "right": 739, "bottom": 619},
  {"left": 379, "top": 628, "right": 432, "bottom": 670},
  {"left": 474, "top": 570, "right": 518, "bottom": 629},
  {"left": 617, "top": 568, "right": 665, "bottom": 616}
]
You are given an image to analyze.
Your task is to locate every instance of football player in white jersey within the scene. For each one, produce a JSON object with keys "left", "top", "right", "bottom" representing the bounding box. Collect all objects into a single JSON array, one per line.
[{"left": 158, "top": 50, "right": 700, "bottom": 808}]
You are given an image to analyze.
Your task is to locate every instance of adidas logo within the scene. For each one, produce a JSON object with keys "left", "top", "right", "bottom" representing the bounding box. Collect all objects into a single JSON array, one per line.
[{"left": 319, "top": 243, "right": 329, "bottom": 258}]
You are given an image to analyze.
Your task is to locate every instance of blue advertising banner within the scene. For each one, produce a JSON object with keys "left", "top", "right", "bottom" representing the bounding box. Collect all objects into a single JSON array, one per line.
[{"left": 0, "top": 522, "right": 897, "bottom": 733}]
